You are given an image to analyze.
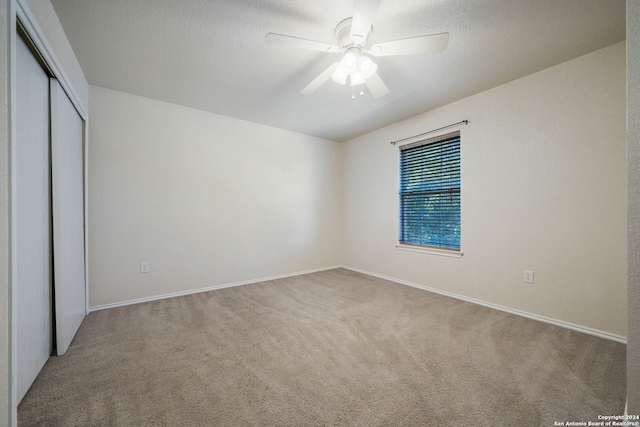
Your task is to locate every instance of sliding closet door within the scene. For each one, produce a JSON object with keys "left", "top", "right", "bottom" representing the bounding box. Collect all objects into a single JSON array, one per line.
[
  {"left": 15, "top": 35, "right": 53, "bottom": 402},
  {"left": 50, "top": 80, "right": 86, "bottom": 356}
]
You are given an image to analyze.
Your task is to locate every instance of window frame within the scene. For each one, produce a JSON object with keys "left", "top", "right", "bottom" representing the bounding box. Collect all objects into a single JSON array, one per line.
[{"left": 397, "top": 131, "right": 462, "bottom": 256}]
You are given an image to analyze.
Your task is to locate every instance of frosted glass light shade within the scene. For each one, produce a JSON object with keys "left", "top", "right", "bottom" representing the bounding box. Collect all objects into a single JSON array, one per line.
[
  {"left": 341, "top": 50, "right": 358, "bottom": 73},
  {"left": 350, "top": 72, "right": 365, "bottom": 86},
  {"left": 358, "top": 56, "right": 377, "bottom": 78},
  {"left": 332, "top": 51, "right": 378, "bottom": 88},
  {"left": 331, "top": 66, "right": 348, "bottom": 85}
]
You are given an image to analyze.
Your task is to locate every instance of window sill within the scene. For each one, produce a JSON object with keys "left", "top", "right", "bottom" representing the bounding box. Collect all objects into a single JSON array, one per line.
[{"left": 396, "top": 244, "right": 463, "bottom": 258}]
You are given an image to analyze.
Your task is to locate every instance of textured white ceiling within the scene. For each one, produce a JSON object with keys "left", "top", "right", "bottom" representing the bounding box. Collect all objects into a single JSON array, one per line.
[{"left": 49, "top": 0, "right": 626, "bottom": 142}]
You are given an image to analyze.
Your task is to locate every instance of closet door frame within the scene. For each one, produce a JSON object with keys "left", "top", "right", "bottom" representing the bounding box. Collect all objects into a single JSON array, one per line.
[{"left": 10, "top": 1, "right": 90, "bottom": 423}]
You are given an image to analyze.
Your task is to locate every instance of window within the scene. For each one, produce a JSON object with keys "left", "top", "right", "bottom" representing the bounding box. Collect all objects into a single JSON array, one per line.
[{"left": 399, "top": 131, "right": 460, "bottom": 251}]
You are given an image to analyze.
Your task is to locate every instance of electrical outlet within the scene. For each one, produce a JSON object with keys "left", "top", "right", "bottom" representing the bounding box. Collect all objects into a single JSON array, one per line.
[
  {"left": 140, "top": 262, "right": 150, "bottom": 273},
  {"left": 523, "top": 270, "right": 534, "bottom": 284},
  {"left": 324, "top": 244, "right": 330, "bottom": 252}
]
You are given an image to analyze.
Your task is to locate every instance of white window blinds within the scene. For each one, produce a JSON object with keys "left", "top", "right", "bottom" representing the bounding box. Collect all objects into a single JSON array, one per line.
[{"left": 399, "top": 131, "right": 461, "bottom": 250}]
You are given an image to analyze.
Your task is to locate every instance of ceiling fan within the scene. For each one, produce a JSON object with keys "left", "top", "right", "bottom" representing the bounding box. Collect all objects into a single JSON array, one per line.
[{"left": 265, "top": 0, "right": 449, "bottom": 99}]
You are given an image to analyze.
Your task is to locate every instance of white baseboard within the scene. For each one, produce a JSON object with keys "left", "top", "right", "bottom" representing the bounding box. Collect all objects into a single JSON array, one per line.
[
  {"left": 341, "top": 265, "right": 627, "bottom": 344},
  {"left": 88, "top": 265, "right": 343, "bottom": 312},
  {"left": 625, "top": 398, "right": 628, "bottom": 416},
  {"left": 90, "top": 264, "right": 627, "bottom": 345}
]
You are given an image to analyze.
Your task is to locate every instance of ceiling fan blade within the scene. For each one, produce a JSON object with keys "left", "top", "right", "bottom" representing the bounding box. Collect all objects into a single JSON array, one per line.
[
  {"left": 350, "top": 0, "right": 382, "bottom": 44},
  {"left": 365, "top": 72, "right": 389, "bottom": 98},
  {"left": 301, "top": 62, "right": 340, "bottom": 95},
  {"left": 370, "top": 33, "right": 450, "bottom": 57},
  {"left": 265, "top": 33, "right": 340, "bottom": 53}
]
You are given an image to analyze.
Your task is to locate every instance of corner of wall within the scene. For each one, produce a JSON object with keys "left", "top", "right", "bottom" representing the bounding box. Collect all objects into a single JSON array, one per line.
[{"left": 627, "top": 0, "right": 640, "bottom": 415}]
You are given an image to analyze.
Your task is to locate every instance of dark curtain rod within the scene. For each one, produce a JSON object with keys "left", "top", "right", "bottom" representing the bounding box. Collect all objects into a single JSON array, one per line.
[{"left": 390, "top": 120, "right": 469, "bottom": 145}]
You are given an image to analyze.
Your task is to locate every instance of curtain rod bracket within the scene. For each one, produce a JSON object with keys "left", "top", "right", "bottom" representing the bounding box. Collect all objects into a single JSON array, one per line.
[{"left": 390, "top": 120, "right": 469, "bottom": 145}]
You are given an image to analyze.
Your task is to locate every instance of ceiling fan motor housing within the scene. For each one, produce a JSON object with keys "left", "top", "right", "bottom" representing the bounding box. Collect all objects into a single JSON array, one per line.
[{"left": 335, "top": 18, "right": 370, "bottom": 50}]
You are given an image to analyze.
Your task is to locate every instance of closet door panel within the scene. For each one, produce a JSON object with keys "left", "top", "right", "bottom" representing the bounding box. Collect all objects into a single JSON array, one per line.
[
  {"left": 50, "top": 80, "right": 86, "bottom": 356},
  {"left": 16, "top": 35, "right": 53, "bottom": 402}
]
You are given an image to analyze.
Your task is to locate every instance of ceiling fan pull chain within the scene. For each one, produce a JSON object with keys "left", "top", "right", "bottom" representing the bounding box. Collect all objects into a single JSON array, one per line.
[
  {"left": 352, "top": 86, "right": 355, "bottom": 100},
  {"left": 360, "top": 84, "right": 364, "bottom": 96}
]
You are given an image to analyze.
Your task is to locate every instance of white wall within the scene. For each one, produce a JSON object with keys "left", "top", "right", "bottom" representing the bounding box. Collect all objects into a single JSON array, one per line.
[
  {"left": 88, "top": 86, "right": 343, "bottom": 308},
  {"left": 628, "top": 0, "right": 640, "bottom": 414},
  {"left": 0, "top": 0, "right": 11, "bottom": 424},
  {"left": 343, "top": 42, "right": 627, "bottom": 337}
]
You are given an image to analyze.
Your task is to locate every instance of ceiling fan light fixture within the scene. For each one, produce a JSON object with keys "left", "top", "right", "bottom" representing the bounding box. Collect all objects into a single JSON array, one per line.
[
  {"left": 350, "top": 72, "right": 365, "bottom": 86},
  {"left": 331, "top": 66, "right": 348, "bottom": 85},
  {"left": 342, "top": 49, "right": 359, "bottom": 73},
  {"left": 358, "top": 55, "right": 377, "bottom": 78}
]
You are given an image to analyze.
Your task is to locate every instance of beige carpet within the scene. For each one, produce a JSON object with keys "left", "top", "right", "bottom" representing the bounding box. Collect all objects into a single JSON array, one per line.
[{"left": 18, "top": 268, "right": 626, "bottom": 426}]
